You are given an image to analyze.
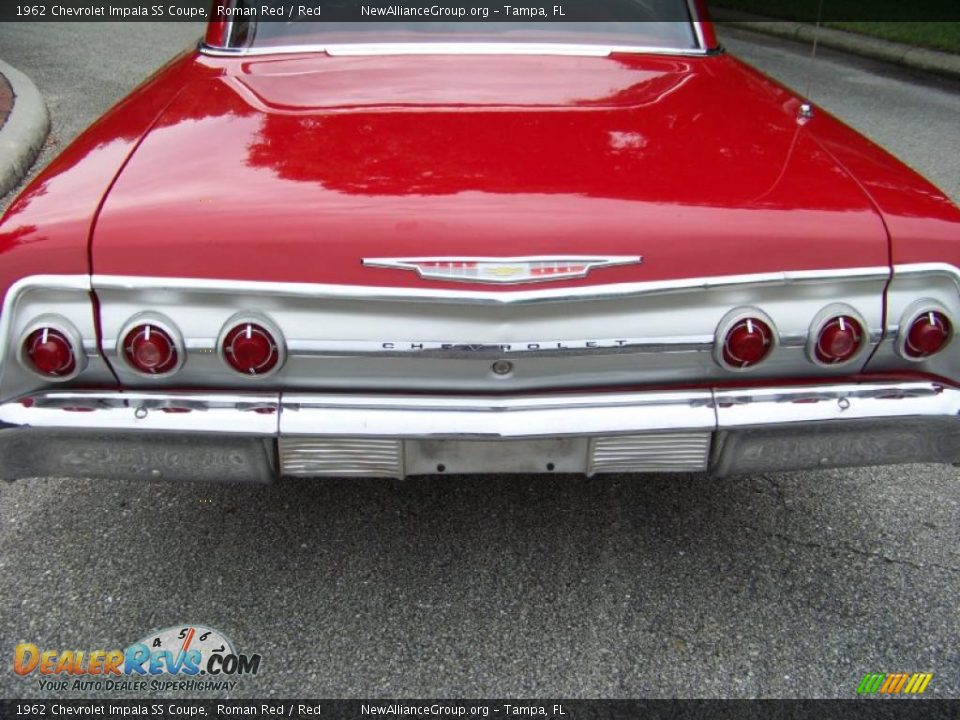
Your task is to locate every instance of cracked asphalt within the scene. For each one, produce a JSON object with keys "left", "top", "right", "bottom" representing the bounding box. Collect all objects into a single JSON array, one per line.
[{"left": 0, "top": 23, "right": 959, "bottom": 699}]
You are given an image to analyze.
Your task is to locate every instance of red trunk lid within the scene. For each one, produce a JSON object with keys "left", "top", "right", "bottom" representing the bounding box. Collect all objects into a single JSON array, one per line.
[{"left": 91, "top": 52, "right": 889, "bottom": 288}]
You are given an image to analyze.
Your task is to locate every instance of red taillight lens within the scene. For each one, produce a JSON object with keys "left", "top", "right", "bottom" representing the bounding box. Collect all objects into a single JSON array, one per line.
[
  {"left": 905, "top": 311, "right": 951, "bottom": 359},
  {"left": 122, "top": 324, "right": 179, "bottom": 375},
  {"left": 722, "top": 318, "right": 773, "bottom": 368},
  {"left": 223, "top": 323, "right": 281, "bottom": 376},
  {"left": 24, "top": 327, "right": 76, "bottom": 377},
  {"left": 815, "top": 315, "right": 864, "bottom": 364}
]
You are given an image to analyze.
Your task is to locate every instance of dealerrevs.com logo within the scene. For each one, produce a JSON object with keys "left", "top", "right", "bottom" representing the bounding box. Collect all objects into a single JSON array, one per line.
[{"left": 13, "top": 625, "right": 261, "bottom": 693}]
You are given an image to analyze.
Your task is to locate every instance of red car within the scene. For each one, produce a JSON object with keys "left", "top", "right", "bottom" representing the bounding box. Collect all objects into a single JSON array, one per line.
[{"left": 0, "top": 2, "right": 958, "bottom": 482}]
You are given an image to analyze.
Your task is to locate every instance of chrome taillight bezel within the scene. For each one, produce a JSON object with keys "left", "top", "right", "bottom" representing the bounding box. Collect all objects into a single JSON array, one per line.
[
  {"left": 116, "top": 312, "right": 186, "bottom": 378},
  {"left": 895, "top": 300, "right": 954, "bottom": 362},
  {"left": 806, "top": 303, "right": 870, "bottom": 368},
  {"left": 217, "top": 312, "right": 286, "bottom": 379},
  {"left": 17, "top": 314, "right": 87, "bottom": 382},
  {"left": 713, "top": 307, "right": 779, "bottom": 372}
]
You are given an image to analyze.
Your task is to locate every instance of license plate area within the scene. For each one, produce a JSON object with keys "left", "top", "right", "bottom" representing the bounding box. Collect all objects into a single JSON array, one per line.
[
  {"left": 406, "top": 438, "right": 589, "bottom": 475},
  {"left": 279, "top": 433, "right": 711, "bottom": 478}
]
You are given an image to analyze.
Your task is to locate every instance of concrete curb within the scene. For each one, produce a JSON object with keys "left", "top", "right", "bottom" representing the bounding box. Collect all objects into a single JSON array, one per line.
[
  {"left": 712, "top": 10, "right": 960, "bottom": 81},
  {"left": 0, "top": 59, "right": 50, "bottom": 199}
]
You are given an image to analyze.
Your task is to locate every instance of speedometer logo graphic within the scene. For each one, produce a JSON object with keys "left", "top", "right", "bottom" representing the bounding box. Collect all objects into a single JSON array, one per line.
[{"left": 137, "top": 625, "right": 235, "bottom": 665}]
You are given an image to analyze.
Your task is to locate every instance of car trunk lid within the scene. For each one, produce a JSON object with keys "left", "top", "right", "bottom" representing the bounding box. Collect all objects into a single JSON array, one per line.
[{"left": 91, "top": 52, "right": 890, "bottom": 289}]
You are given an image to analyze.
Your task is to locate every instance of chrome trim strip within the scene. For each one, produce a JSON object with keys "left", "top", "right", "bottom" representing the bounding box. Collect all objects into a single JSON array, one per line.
[
  {"left": 102, "top": 336, "right": 717, "bottom": 359},
  {"left": 0, "top": 391, "right": 280, "bottom": 435},
  {"left": 713, "top": 382, "right": 960, "bottom": 429},
  {"left": 279, "top": 382, "right": 960, "bottom": 439},
  {"left": 686, "top": 0, "right": 708, "bottom": 50},
  {"left": 691, "top": 23, "right": 708, "bottom": 52},
  {"left": 90, "top": 266, "right": 894, "bottom": 306},
  {"left": 220, "top": 70, "right": 697, "bottom": 117},
  {"left": 362, "top": 255, "right": 642, "bottom": 285},
  {"left": 893, "top": 262, "right": 960, "bottom": 293},
  {"left": 2, "top": 381, "right": 956, "bottom": 440},
  {"left": 281, "top": 336, "right": 715, "bottom": 358},
  {"left": 280, "top": 389, "right": 717, "bottom": 439},
  {"left": 100, "top": 333, "right": 853, "bottom": 358},
  {"left": 199, "top": 41, "right": 711, "bottom": 59}
]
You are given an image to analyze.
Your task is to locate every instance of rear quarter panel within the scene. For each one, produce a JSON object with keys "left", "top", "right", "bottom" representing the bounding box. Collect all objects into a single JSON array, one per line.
[{"left": 0, "top": 51, "right": 210, "bottom": 307}]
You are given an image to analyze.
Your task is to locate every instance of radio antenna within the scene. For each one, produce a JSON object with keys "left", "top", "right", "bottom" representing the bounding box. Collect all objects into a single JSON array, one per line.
[{"left": 803, "top": 0, "right": 825, "bottom": 101}]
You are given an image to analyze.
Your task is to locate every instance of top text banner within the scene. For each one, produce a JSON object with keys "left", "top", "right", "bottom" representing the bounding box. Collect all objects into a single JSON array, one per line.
[{"left": 2, "top": 0, "right": 959, "bottom": 22}]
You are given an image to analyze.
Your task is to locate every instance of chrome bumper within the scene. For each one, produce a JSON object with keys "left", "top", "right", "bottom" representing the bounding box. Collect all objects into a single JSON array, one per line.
[{"left": 0, "top": 382, "right": 958, "bottom": 482}]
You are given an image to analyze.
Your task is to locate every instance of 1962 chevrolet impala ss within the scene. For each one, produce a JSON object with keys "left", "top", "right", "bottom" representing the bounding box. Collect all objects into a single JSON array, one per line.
[{"left": 0, "top": 1, "right": 958, "bottom": 482}]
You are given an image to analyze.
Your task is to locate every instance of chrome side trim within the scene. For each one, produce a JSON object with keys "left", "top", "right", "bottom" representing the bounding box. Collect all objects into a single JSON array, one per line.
[
  {"left": 90, "top": 266, "right": 894, "bottom": 306},
  {"left": 199, "top": 42, "right": 711, "bottom": 59}
]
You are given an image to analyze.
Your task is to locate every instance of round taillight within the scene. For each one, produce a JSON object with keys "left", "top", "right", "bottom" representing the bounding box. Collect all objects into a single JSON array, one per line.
[
  {"left": 815, "top": 315, "right": 864, "bottom": 364},
  {"left": 24, "top": 327, "right": 76, "bottom": 377},
  {"left": 904, "top": 310, "right": 951, "bottom": 359},
  {"left": 222, "top": 322, "right": 281, "bottom": 376},
  {"left": 122, "top": 324, "right": 179, "bottom": 375},
  {"left": 722, "top": 317, "right": 774, "bottom": 368}
]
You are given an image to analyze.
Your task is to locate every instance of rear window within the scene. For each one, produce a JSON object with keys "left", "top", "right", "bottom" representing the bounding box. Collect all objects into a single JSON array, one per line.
[{"left": 225, "top": 1, "right": 700, "bottom": 51}]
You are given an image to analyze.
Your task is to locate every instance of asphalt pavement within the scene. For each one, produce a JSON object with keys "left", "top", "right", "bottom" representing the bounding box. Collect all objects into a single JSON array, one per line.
[{"left": 0, "top": 22, "right": 958, "bottom": 699}]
